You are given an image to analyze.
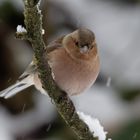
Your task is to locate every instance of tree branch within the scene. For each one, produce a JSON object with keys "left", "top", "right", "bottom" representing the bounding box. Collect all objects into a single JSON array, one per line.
[{"left": 18, "top": 0, "right": 98, "bottom": 139}]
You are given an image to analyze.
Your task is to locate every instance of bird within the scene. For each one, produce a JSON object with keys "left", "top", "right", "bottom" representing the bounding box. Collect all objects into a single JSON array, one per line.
[{"left": 0, "top": 28, "right": 100, "bottom": 99}]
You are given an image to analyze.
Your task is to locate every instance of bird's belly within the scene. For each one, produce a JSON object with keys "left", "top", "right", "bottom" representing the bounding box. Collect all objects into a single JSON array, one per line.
[
  {"left": 51, "top": 59, "right": 99, "bottom": 95},
  {"left": 34, "top": 48, "right": 99, "bottom": 96}
]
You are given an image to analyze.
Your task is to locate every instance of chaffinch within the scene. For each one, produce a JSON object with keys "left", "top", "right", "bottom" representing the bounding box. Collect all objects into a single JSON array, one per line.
[{"left": 0, "top": 28, "right": 100, "bottom": 98}]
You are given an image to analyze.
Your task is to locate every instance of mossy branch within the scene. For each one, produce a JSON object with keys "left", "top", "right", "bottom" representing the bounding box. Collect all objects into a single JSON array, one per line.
[{"left": 16, "top": 0, "right": 98, "bottom": 140}]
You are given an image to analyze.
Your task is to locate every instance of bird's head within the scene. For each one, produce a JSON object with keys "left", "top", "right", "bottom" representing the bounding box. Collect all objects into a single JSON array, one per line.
[{"left": 63, "top": 28, "right": 98, "bottom": 61}]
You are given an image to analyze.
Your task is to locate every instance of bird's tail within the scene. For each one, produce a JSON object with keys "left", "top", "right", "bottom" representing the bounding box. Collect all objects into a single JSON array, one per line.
[{"left": 0, "top": 75, "right": 34, "bottom": 99}]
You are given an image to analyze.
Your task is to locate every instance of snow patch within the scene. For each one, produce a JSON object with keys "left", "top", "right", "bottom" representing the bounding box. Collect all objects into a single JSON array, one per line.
[
  {"left": 16, "top": 25, "right": 27, "bottom": 33},
  {"left": 77, "top": 111, "right": 110, "bottom": 140}
]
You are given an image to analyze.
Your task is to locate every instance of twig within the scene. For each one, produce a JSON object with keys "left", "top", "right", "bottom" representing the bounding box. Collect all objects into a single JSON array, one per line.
[{"left": 16, "top": 0, "right": 98, "bottom": 140}]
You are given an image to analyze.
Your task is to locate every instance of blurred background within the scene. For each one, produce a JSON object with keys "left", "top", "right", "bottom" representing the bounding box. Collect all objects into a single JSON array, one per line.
[{"left": 0, "top": 0, "right": 140, "bottom": 140}]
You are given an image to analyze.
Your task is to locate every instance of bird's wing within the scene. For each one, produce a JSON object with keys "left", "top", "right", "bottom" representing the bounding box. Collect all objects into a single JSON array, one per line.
[
  {"left": 46, "top": 35, "right": 65, "bottom": 53},
  {"left": 18, "top": 35, "right": 65, "bottom": 80},
  {"left": 18, "top": 61, "right": 36, "bottom": 80}
]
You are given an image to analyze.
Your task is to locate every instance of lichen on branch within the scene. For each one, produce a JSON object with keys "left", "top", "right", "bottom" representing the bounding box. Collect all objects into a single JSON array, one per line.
[{"left": 16, "top": 0, "right": 98, "bottom": 140}]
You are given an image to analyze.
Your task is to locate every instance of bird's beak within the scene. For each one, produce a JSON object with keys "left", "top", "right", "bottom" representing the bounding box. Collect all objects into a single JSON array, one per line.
[{"left": 80, "top": 45, "right": 89, "bottom": 53}]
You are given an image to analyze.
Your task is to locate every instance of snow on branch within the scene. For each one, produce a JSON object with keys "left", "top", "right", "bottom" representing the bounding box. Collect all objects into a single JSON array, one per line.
[
  {"left": 16, "top": 25, "right": 27, "bottom": 33},
  {"left": 78, "top": 111, "right": 111, "bottom": 140}
]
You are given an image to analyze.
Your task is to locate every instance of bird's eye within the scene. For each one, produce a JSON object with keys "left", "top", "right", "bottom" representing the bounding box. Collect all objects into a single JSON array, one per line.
[{"left": 75, "top": 41, "right": 79, "bottom": 46}]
